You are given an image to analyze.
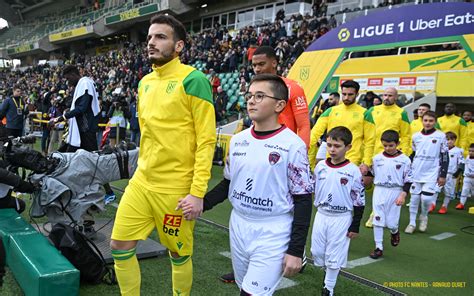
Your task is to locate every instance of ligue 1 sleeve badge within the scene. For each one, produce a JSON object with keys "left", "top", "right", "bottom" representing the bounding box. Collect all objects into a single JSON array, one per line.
[{"left": 269, "top": 152, "right": 281, "bottom": 165}]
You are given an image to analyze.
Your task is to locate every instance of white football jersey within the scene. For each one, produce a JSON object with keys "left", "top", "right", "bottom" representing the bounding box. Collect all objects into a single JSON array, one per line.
[
  {"left": 224, "top": 126, "right": 313, "bottom": 218},
  {"left": 411, "top": 130, "right": 448, "bottom": 182},
  {"left": 372, "top": 152, "right": 413, "bottom": 188},
  {"left": 313, "top": 159, "right": 365, "bottom": 214},
  {"left": 447, "top": 147, "right": 464, "bottom": 174},
  {"left": 464, "top": 157, "right": 474, "bottom": 178}
]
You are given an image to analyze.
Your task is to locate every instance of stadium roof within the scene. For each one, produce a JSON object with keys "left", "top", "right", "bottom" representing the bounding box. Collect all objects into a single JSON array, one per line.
[{"left": 4, "top": 0, "right": 53, "bottom": 13}]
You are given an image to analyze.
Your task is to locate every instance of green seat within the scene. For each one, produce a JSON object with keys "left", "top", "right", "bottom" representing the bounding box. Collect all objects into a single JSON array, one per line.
[
  {"left": 220, "top": 78, "right": 227, "bottom": 85},
  {"left": 227, "top": 90, "right": 234, "bottom": 97},
  {"left": 225, "top": 73, "right": 232, "bottom": 79},
  {"left": 222, "top": 83, "right": 229, "bottom": 91},
  {"left": 232, "top": 72, "right": 239, "bottom": 79},
  {"left": 231, "top": 83, "right": 239, "bottom": 91},
  {"left": 218, "top": 73, "right": 225, "bottom": 79}
]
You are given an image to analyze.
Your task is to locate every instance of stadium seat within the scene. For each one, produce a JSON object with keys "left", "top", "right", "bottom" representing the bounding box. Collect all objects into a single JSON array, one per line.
[
  {"left": 227, "top": 90, "right": 234, "bottom": 97},
  {"left": 222, "top": 83, "right": 229, "bottom": 91},
  {"left": 220, "top": 78, "right": 227, "bottom": 85},
  {"left": 232, "top": 72, "right": 239, "bottom": 79},
  {"left": 231, "top": 83, "right": 239, "bottom": 91},
  {"left": 218, "top": 73, "right": 225, "bottom": 80},
  {"left": 225, "top": 73, "right": 232, "bottom": 79}
]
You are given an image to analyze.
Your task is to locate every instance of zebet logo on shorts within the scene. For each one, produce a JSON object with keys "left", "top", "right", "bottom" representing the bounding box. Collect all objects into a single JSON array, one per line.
[{"left": 163, "top": 214, "right": 182, "bottom": 236}]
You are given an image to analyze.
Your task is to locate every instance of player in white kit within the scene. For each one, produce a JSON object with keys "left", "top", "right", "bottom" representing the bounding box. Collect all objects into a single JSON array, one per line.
[
  {"left": 456, "top": 143, "right": 474, "bottom": 210},
  {"left": 183, "top": 74, "right": 313, "bottom": 295},
  {"left": 405, "top": 111, "right": 449, "bottom": 234},
  {"left": 438, "top": 132, "right": 464, "bottom": 214},
  {"left": 369, "top": 130, "right": 412, "bottom": 259},
  {"left": 311, "top": 126, "right": 365, "bottom": 296}
]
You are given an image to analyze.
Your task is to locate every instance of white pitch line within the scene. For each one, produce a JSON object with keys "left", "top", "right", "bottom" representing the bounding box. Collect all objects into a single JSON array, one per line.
[
  {"left": 346, "top": 256, "right": 383, "bottom": 269},
  {"left": 219, "top": 251, "right": 298, "bottom": 290},
  {"left": 430, "top": 232, "right": 456, "bottom": 241}
]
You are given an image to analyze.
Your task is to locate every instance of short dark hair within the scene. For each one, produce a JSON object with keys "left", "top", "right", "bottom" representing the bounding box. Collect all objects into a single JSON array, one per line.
[
  {"left": 249, "top": 74, "right": 288, "bottom": 101},
  {"left": 422, "top": 110, "right": 437, "bottom": 120},
  {"left": 445, "top": 131, "right": 457, "bottom": 140},
  {"left": 470, "top": 143, "right": 474, "bottom": 149},
  {"left": 381, "top": 130, "right": 399, "bottom": 143},
  {"left": 13, "top": 84, "right": 22, "bottom": 91},
  {"left": 63, "top": 65, "right": 80, "bottom": 76},
  {"left": 253, "top": 46, "right": 277, "bottom": 60},
  {"left": 419, "top": 103, "right": 431, "bottom": 109},
  {"left": 329, "top": 92, "right": 340, "bottom": 98},
  {"left": 327, "top": 126, "right": 352, "bottom": 146},
  {"left": 341, "top": 80, "right": 360, "bottom": 93},
  {"left": 150, "top": 14, "right": 186, "bottom": 42}
]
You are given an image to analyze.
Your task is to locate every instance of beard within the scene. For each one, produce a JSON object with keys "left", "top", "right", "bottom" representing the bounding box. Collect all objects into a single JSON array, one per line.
[{"left": 149, "top": 47, "right": 175, "bottom": 66}]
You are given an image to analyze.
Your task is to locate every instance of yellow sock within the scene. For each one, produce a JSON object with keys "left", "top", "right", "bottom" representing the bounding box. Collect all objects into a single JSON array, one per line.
[
  {"left": 112, "top": 248, "right": 140, "bottom": 296},
  {"left": 170, "top": 252, "right": 193, "bottom": 296}
]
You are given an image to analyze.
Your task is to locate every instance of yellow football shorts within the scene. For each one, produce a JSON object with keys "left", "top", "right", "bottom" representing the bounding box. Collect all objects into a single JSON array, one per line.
[{"left": 111, "top": 180, "right": 195, "bottom": 256}]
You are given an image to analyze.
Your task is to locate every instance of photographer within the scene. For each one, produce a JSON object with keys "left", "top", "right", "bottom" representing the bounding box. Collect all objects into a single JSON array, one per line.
[
  {"left": 107, "top": 90, "right": 130, "bottom": 147},
  {"left": 0, "top": 85, "right": 29, "bottom": 137}
]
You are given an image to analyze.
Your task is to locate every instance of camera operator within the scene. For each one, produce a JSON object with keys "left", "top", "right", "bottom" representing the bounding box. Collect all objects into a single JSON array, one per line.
[
  {"left": 0, "top": 161, "right": 35, "bottom": 214},
  {"left": 107, "top": 90, "right": 130, "bottom": 147},
  {"left": 0, "top": 85, "right": 29, "bottom": 137}
]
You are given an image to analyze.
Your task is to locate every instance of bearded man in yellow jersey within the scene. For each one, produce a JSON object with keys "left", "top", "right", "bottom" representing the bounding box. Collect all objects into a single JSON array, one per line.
[
  {"left": 438, "top": 103, "right": 468, "bottom": 154},
  {"left": 462, "top": 111, "right": 473, "bottom": 148},
  {"left": 309, "top": 80, "right": 375, "bottom": 170},
  {"left": 363, "top": 87, "right": 411, "bottom": 227},
  {"left": 110, "top": 15, "right": 216, "bottom": 296}
]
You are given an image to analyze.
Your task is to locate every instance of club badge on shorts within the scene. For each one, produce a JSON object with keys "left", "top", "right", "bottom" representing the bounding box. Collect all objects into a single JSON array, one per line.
[{"left": 268, "top": 152, "right": 280, "bottom": 165}]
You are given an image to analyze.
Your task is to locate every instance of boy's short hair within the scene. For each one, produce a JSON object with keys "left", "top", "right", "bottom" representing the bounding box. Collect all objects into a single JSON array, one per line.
[
  {"left": 249, "top": 74, "right": 288, "bottom": 101},
  {"left": 340, "top": 80, "right": 360, "bottom": 93},
  {"left": 445, "top": 131, "right": 457, "bottom": 140},
  {"left": 422, "top": 110, "right": 437, "bottom": 120},
  {"left": 327, "top": 126, "right": 352, "bottom": 146},
  {"left": 419, "top": 103, "right": 431, "bottom": 109},
  {"left": 381, "top": 130, "right": 399, "bottom": 143},
  {"left": 63, "top": 65, "right": 80, "bottom": 76}
]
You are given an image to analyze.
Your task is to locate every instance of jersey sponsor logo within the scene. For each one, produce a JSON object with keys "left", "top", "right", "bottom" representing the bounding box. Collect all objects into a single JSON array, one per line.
[
  {"left": 235, "top": 140, "right": 250, "bottom": 147},
  {"left": 246, "top": 178, "right": 253, "bottom": 191},
  {"left": 163, "top": 214, "right": 182, "bottom": 236},
  {"left": 320, "top": 202, "right": 349, "bottom": 212},
  {"left": 269, "top": 152, "right": 281, "bottom": 165},
  {"left": 166, "top": 81, "right": 178, "bottom": 94},
  {"left": 233, "top": 151, "right": 246, "bottom": 157},
  {"left": 340, "top": 177, "right": 349, "bottom": 185},
  {"left": 231, "top": 189, "right": 274, "bottom": 210},
  {"left": 264, "top": 143, "right": 289, "bottom": 152}
]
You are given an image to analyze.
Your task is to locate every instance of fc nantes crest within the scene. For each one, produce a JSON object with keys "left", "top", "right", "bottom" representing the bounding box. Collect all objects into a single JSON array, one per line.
[
  {"left": 166, "top": 81, "right": 178, "bottom": 94},
  {"left": 300, "top": 66, "right": 310, "bottom": 81}
]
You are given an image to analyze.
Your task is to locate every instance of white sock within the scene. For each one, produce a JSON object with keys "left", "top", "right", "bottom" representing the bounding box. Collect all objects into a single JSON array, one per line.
[
  {"left": 373, "top": 226, "right": 384, "bottom": 250},
  {"left": 460, "top": 196, "right": 467, "bottom": 205},
  {"left": 420, "top": 194, "right": 432, "bottom": 216},
  {"left": 409, "top": 194, "right": 420, "bottom": 226},
  {"left": 442, "top": 197, "right": 451, "bottom": 208},
  {"left": 324, "top": 268, "right": 339, "bottom": 294}
]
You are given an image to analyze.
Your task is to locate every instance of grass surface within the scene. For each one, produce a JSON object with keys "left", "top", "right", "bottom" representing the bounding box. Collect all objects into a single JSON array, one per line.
[{"left": 2, "top": 164, "right": 473, "bottom": 295}]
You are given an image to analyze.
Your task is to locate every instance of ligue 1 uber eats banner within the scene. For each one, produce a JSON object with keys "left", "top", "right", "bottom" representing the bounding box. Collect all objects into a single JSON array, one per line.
[{"left": 307, "top": 2, "right": 474, "bottom": 51}]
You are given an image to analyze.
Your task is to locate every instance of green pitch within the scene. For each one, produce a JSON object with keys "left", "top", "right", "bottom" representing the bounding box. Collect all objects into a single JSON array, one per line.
[{"left": 3, "top": 166, "right": 473, "bottom": 295}]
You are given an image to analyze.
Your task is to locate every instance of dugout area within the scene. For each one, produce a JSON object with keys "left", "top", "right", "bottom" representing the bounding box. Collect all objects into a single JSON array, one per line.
[{"left": 2, "top": 165, "right": 473, "bottom": 296}]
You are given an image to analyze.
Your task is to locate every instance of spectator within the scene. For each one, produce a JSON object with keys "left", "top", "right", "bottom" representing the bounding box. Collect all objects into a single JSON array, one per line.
[
  {"left": 129, "top": 98, "right": 140, "bottom": 147},
  {"left": 214, "top": 86, "right": 228, "bottom": 123},
  {"left": 0, "top": 85, "right": 29, "bottom": 137},
  {"left": 209, "top": 70, "right": 220, "bottom": 97}
]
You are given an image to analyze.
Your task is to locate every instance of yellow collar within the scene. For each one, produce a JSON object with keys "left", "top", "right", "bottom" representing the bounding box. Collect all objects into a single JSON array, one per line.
[{"left": 152, "top": 57, "right": 181, "bottom": 78}]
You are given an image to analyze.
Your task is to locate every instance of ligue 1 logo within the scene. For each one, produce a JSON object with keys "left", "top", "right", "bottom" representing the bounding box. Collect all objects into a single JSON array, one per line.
[
  {"left": 338, "top": 28, "right": 350, "bottom": 42},
  {"left": 268, "top": 152, "right": 280, "bottom": 165}
]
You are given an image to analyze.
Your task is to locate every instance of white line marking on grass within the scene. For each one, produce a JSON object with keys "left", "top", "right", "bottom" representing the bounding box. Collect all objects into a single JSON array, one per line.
[
  {"left": 430, "top": 232, "right": 456, "bottom": 241},
  {"left": 219, "top": 251, "right": 298, "bottom": 290},
  {"left": 346, "top": 256, "right": 383, "bottom": 269}
]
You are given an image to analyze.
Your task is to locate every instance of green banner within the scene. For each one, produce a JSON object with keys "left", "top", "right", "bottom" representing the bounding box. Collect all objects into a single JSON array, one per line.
[
  {"left": 105, "top": 3, "right": 159, "bottom": 25},
  {"left": 326, "top": 76, "right": 340, "bottom": 93},
  {"left": 7, "top": 43, "right": 36, "bottom": 55}
]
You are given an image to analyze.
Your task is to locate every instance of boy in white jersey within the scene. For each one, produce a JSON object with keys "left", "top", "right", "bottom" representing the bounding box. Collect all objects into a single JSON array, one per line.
[
  {"left": 312, "top": 126, "right": 365, "bottom": 296},
  {"left": 180, "top": 74, "right": 313, "bottom": 295},
  {"left": 438, "top": 132, "right": 464, "bottom": 214},
  {"left": 405, "top": 111, "right": 449, "bottom": 234},
  {"left": 456, "top": 143, "right": 474, "bottom": 210},
  {"left": 369, "top": 130, "right": 412, "bottom": 259}
]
